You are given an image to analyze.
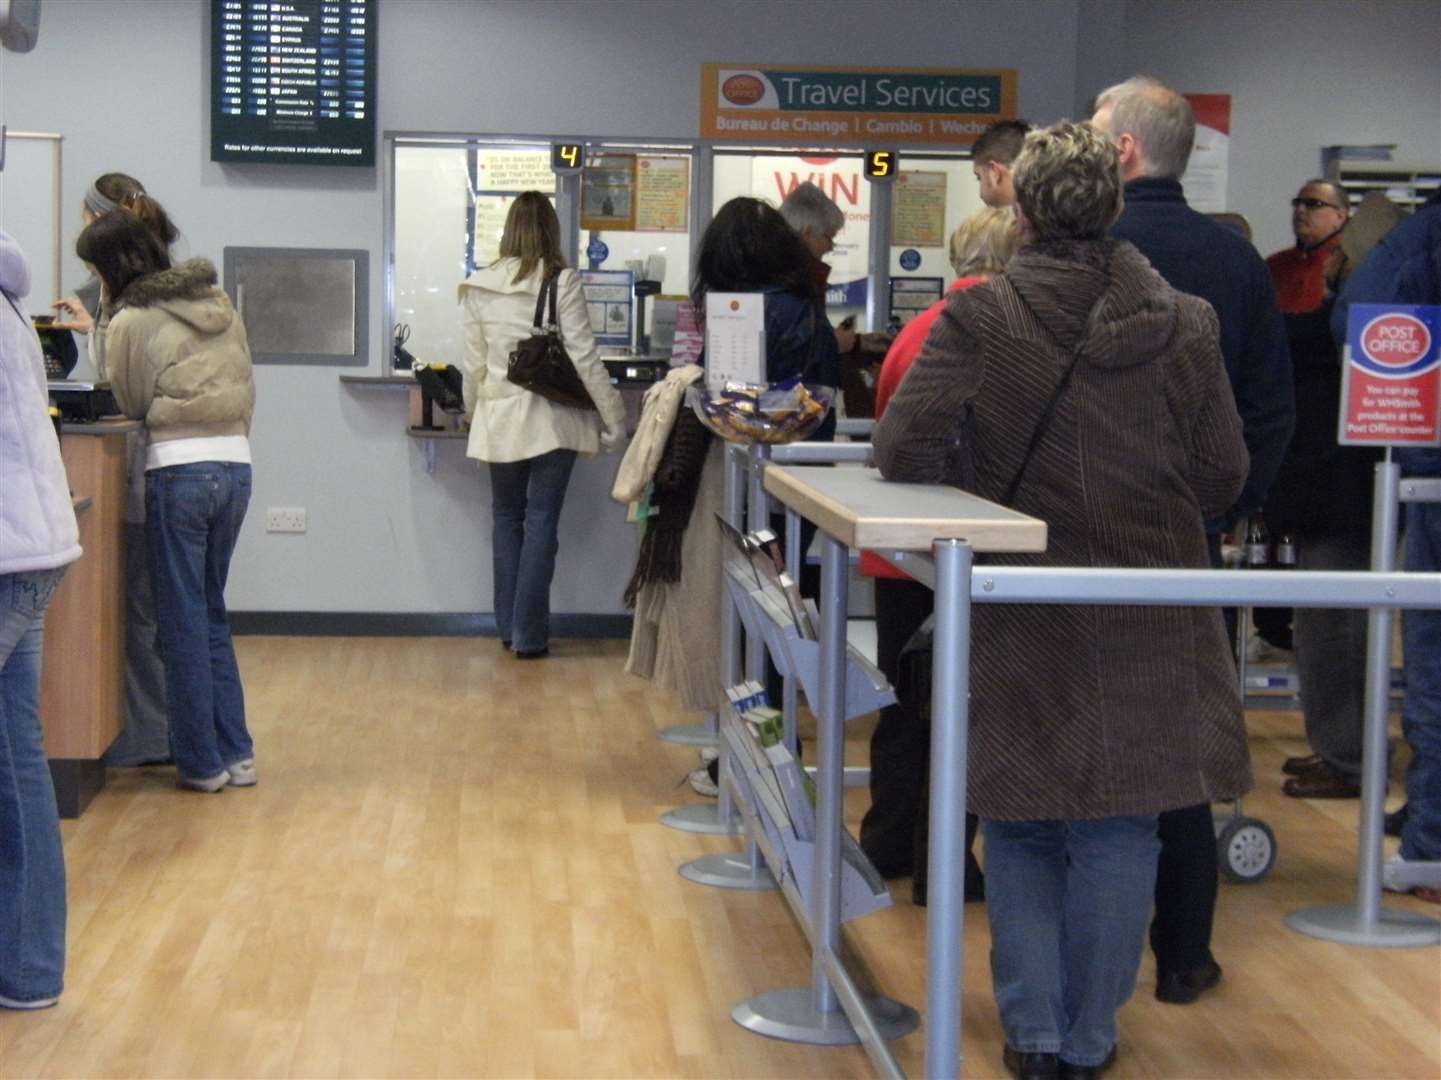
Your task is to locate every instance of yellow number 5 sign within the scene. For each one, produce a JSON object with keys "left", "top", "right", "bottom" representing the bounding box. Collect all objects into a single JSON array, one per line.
[{"left": 864, "top": 149, "right": 898, "bottom": 181}]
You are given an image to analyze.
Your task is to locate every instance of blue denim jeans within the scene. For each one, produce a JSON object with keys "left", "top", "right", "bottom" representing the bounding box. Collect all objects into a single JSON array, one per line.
[
  {"left": 0, "top": 568, "right": 68, "bottom": 1005},
  {"left": 984, "top": 815, "right": 1160, "bottom": 1067},
  {"left": 488, "top": 448, "right": 576, "bottom": 652},
  {"left": 1401, "top": 503, "right": 1441, "bottom": 862},
  {"left": 146, "top": 462, "right": 253, "bottom": 780}
]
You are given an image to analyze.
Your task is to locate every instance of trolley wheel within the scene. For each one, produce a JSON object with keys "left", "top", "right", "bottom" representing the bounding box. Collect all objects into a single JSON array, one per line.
[{"left": 1217, "top": 817, "right": 1276, "bottom": 883}]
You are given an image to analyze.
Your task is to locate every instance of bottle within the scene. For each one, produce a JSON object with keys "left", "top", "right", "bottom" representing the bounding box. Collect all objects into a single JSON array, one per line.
[
  {"left": 1244, "top": 514, "right": 1271, "bottom": 568},
  {"left": 1275, "top": 531, "right": 1297, "bottom": 569}
]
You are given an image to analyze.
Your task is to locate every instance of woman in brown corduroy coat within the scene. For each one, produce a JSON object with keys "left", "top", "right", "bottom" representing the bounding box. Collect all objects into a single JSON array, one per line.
[{"left": 873, "top": 122, "right": 1251, "bottom": 1079}]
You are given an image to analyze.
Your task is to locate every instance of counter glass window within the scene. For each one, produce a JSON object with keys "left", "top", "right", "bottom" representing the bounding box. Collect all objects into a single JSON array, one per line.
[
  {"left": 577, "top": 143, "right": 695, "bottom": 355},
  {"left": 713, "top": 149, "right": 869, "bottom": 328},
  {"left": 391, "top": 139, "right": 556, "bottom": 370},
  {"left": 887, "top": 153, "right": 985, "bottom": 324}
]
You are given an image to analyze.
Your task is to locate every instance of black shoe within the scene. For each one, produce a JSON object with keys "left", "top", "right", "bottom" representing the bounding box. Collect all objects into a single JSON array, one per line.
[
  {"left": 1386, "top": 803, "right": 1409, "bottom": 838},
  {"left": 513, "top": 646, "right": 549, "bottom": 659},
  {"left": 1003, "top": 1044, "right": 1059, "bottom": 1080},
  {"left": 1282, "top": 762, "right": 1362, "bottom": 799},
  {"left": 860, "top": 847, "right": 914, "bottom": 880},
  {"left": 1155, "top": 959, "right": 1222, "bottom": 1004},
  {"left": 965, "top": 864, "right": 986, "bottom": 903},
  {"left": 1059, "top": 1045, "right": 1117, "bottom": 1080},
  {"left": 909, "top": 864, "right": 983, "bottom": 907}
]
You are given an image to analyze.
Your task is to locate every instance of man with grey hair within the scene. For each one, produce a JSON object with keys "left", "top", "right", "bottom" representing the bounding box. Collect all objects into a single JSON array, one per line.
[
  {"left": 779, "top": 180, "right": 846, "bottom": 262},
  {"left": 779, "top": 180, "right": 891, "bottom": 395},
  {"left": 1092, "top": 75, "right": 1293, "bottom": 1009}
]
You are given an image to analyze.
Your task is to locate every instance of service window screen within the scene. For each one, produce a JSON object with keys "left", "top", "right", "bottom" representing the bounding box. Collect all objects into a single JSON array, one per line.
[{"left": 212, "top": 0, "right": 377, "bottom": 167}]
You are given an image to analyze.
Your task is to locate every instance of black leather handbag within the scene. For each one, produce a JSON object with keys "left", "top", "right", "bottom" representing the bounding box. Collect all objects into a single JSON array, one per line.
[{"left": 506, "top": 272, "right": 597, "bottom": 412}]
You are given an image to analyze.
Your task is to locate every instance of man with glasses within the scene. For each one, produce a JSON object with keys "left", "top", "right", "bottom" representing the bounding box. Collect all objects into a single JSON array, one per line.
[
  {"left": 1263, "top": 180, "right": 1376, "bottom": 803},
  {"left": 1269, "top": 180, "right": 1351, "bottom": 314}
]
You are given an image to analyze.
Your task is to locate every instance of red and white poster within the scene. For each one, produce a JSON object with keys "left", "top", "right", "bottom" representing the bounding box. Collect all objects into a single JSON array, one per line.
[
  {"left": 1181, "top": 94, "right": 1230, "bottom": 213},
  {"left": 1339, "top": 304, "right": 1441, "bottom": 446}
]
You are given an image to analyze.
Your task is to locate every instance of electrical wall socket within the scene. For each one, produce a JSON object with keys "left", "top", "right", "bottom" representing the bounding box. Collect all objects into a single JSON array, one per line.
[{"left": 265, "top": 508, "right": 307, "bottom": 533}]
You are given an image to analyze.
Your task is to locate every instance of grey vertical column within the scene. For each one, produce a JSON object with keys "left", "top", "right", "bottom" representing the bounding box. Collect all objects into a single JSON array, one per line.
[
  {"left": 784, "top": 506, "right": 803, "bottom": 753},
  {"left": 866, "top": 177, "right": 893, "bottom": 334},
  {"left": 556, "top": 171, "right": 581, "bottom": 270},
  {"left": 1287, "top": 457, "right": 1441, "bottom": 945},
  {"left": 810, "top": 530, "right": 850, "bottom": 1015},
  {"left": 746, "top": 443, "right": 771, "bottom": 680},
  {"left": 926, "top": 539, "right": 974, "bottom": 1079},
  {"left": 689, "top": 145, "right": 714, "bottom": 275}
]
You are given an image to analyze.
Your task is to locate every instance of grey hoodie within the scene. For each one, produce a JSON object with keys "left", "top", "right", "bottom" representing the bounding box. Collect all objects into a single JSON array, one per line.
[{"left": 0, "top": 230, "right": 82, "bottom": 574}]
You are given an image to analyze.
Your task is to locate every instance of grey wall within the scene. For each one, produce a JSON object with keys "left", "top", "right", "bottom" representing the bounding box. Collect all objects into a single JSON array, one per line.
[
  {"left": 2, "top": 0, "right": 1435, "bottom": 617},
  {"left": 1116, "top": 0, "right": 1441, "bottom": 255}
]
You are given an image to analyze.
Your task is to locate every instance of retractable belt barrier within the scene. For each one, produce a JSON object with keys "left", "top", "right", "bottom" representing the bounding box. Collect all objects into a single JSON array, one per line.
[{"left": 691, "top": 448, "right": 1441, "bottom": 1080}]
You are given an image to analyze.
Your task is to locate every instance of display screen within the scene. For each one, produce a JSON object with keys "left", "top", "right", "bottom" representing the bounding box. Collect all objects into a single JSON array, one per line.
[{"left": 211, "top": 0, "right": 377, "bottom": 167}]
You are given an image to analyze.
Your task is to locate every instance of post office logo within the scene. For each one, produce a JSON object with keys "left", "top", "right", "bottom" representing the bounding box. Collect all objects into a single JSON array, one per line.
[{"left": 1357, "top": 312, "right": 1436, "bottom": 378}]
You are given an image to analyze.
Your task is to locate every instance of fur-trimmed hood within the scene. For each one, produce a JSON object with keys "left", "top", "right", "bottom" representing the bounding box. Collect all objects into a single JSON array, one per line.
[{"left": 119, "top": 259, "right": 235, "bottom": 335}]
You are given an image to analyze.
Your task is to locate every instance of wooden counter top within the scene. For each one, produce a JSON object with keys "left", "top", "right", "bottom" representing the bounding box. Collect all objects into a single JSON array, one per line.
[
  {"left": 60, "top": 418, "right": 141, "bottom": 435},
  {"left": 763, "top": 465, "right": 1047, "bottom": 554}
]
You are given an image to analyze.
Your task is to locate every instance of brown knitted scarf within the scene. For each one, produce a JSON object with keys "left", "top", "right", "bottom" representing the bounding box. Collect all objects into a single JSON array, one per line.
[{"left": 623, "top": 408, "right": 714, "bottom": 607}]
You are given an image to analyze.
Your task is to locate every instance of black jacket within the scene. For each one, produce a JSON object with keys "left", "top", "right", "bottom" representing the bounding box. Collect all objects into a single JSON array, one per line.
[
  {"left": 1111, "top": 178, "right": 1294, "bottom": 522},
  {"left": 1265, "top": 301, "right": 1379, "bottom": 538}
]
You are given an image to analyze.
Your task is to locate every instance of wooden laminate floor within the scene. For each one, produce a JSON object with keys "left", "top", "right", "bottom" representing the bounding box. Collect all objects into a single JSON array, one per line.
[{"left": 2, "top": 636, "right": 1438, "bottom": 1079}]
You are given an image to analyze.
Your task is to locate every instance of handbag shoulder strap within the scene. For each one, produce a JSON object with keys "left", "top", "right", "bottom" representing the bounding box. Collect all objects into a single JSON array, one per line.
[
  {"left": 531, "top": 270, "right": 561, "bottom": 330},
  {"left": 531, "top": 270, "right": 558, "bottom": 330},
  {"left": 998, "top": 266, "right": 1110, "bottom": 505}
]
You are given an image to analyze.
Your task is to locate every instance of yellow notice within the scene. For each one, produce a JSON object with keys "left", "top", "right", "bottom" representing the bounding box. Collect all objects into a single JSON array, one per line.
[
  {"left": 475, "top": 150, "right": 556, "bottom": 194},
  {"left": 892, "top": 171, "right": 948, "bottom": 247},
  {"left": 635, "top": 156, "right": 690, "bottom": 233}
]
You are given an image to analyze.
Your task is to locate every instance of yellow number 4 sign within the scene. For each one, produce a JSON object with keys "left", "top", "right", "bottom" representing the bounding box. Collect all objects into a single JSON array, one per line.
[{"left": 551, "top": 144, "right": 583, "bottom": 173}]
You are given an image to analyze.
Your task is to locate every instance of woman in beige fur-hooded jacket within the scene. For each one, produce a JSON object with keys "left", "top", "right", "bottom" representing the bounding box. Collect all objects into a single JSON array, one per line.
[{"left": 78, "top": 210, "right": 257, "bottom": 794}]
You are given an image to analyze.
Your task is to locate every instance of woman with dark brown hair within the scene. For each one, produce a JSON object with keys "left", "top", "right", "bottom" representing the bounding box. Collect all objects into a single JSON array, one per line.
[
  {"left": 875, "top": 122, "right": 1250, "bottom": 1079},
  {"left": 458, "top": 191, "right": 627, "bottom": 658},
  {"left": 51, "top": 174, "right": 182, "bottom": 770},
  {"left": 76, "top": 209, "right": 256, "bottom": 793}
]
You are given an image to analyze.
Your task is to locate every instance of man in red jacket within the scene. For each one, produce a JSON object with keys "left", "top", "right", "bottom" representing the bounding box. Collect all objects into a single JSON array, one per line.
[{"left": 1267, "top": 180, "right": 1349, "bottom": 314}]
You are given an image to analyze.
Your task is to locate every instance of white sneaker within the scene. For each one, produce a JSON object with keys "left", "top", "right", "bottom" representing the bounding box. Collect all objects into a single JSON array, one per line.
[
  {"left": 1245, "top": 634, "right": 1291, "bottom": 664},
  {"left": 688, "top": 767, "right": 719, "bottom": 797},
  {"left": 226, "top": 759, "right": 257, "bottom": 787},
  {"left": 0, "top": 992, "right": 59, "bottom": 1010},
  {"left": 1381, "top": 854, "right": 1440, "bottom": 894},
  {"left": 177, "top": 771, "right": 229, "bottom": 793},
  {"left": 699, "top": 746, "right": 720, "bottom": 765}
]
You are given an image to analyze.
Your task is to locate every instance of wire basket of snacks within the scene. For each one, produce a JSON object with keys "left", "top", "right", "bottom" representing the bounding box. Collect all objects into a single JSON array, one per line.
[{"left": 686, "top": 379, "right": 834, "bottom": 444}]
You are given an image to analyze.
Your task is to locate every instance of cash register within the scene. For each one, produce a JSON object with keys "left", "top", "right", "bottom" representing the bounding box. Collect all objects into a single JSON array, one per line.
[{"left": 35, "top": 316, "right": 119, "bottom": 422}]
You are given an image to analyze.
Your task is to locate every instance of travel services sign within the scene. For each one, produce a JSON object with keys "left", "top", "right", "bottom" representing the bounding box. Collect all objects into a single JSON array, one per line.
[{"left": 701, "top": 64, "right": 1018, "bottom": 145}]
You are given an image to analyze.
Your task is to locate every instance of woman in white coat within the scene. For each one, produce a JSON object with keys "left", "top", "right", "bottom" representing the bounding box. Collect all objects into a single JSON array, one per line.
[{"left": 459, "top": 192, "right": 626, "bottom": 658}]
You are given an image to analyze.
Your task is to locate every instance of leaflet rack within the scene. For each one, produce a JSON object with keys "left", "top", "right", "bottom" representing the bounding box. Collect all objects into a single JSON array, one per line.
[
  {"left": 721, "top": 564, "right": 894, "bottom": 923},
  {"left": 722, "top": 563, "right": 894, "bottom": 722}
]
